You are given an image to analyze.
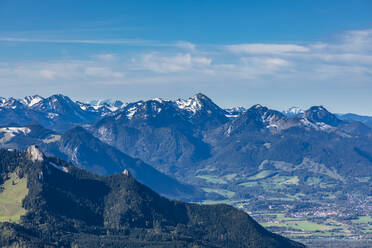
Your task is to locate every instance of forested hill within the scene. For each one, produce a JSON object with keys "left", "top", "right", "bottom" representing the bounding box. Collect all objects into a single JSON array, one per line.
[{"left": 0, "top": 147, "right": 304, "bottom": 248}]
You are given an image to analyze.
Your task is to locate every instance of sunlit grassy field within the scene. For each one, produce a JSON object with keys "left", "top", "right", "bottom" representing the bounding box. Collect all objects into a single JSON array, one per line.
[{"left": 0, "top": 172, "right": 28, "bottom": 223}]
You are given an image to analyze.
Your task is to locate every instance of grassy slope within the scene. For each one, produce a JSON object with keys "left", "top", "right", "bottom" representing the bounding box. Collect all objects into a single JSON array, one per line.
[{"left": 0, "top": 172, "right": 28, "bottom": 223}]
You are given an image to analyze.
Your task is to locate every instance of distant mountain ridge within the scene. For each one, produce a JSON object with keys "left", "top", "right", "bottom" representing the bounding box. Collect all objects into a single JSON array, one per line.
[
  {"left": 1, "top": 93, "right": 370, "bottom": 129},
  {"left": 1, "top": 93, "right": 371, "bottom": 180}
]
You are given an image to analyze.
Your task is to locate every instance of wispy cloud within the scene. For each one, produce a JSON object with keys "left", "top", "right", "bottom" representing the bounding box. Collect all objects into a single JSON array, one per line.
[
  {"left": 133, "top": 53, "right": 211, "bottom": 73},
  {"left": 226, "top": 44, "right": 309, "bottom": 54},
  {"left": 0, "top": 37, "right": 170, "bottom": 46},
  {"left": 93, "top": 53, "right": 118, "bottom": 61},
  {"left": 0, "top": 28, "right": 371, "bottom": 98}
]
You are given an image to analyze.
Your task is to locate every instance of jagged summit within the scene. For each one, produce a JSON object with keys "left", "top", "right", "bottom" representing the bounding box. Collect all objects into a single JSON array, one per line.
[
  {"left": 175, "top": 95, "right": 204, "bottom": 114},
  {"left": 175, "top": 93, "right": 218, "bottom": 114},
  {"left": 21, "top": 95, "right": 44, "bottom": 107},
  {"left": 233, "top": 104, "right": 288, "bottom": 131},
  {"left": 0, "top": 97, "right": 25, "bottom": 109},
  {"left": 87, "top": 99, "right": 126, "bottom": 112},
  {"left": 174, "top": 93, "right": 229, "bottom": 128}
]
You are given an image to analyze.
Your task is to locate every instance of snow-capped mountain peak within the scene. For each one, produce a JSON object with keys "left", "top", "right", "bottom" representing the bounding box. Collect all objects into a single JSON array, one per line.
[
  {"left": 224, "top": 106, "right": 246, "bottom": 119},
  {"left": 21, "top": 95, "right": 44, "bottom": 107},
  {"left": 282, "top": 106, "right": 304, "bottom": 117},
  {"left": 231, "top": 104, "right": 289, "bottom": 132},
  {"left": 175, "top": 93, "right": 226, "bottom": 117},
  {"left": 0, "top": 97, "right": 24, "bottom": 109},
  {"left": 299, "top": 106, "right": 342, "bottom": 130},
  {"left": 175, "top": 95, "right": 203, "bottom": 114},
  {"left": 87, "top": 99, "right": 126, "bottom": 112}
]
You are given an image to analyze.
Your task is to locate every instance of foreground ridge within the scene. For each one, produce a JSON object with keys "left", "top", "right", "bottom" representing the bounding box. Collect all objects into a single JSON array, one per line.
[{"left": 0, "top": 148, "right": 304, "bottom": 248}]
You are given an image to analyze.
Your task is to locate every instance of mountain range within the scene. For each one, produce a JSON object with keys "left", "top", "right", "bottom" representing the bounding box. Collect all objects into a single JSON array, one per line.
[
  {"left": 0, "top": 93, "right": 371, "bottom": 241},
  {"left": 1, "top": 93, "right": 372, "bottom": 187},
  {"left": 1, "top": 93, "right": 371, "bottom": 183}
]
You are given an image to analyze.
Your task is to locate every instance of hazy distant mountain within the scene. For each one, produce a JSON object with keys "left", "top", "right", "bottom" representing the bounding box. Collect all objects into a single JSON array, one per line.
[
  {"left": 337, "top": 113, "right": 372, "bottom": 128},
  {"left": 204, "top": 104, "right": 372, "bottom": 177},
  {"left": 0, "top": 95, "right": 126, "bottom": 131}
]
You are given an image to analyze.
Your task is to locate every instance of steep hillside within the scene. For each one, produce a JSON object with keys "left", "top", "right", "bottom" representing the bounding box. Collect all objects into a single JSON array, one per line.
[
  {"left": 0, "top": 148, "right": 304, "bottom": 248},
  {"left": 0, "top": 125, "right": 202, "bottom": 201}
]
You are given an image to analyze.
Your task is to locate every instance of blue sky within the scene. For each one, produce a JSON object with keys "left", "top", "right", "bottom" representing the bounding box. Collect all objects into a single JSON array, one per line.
[{"left": 1, "top": 0, "right": 372, "bottom": 114}]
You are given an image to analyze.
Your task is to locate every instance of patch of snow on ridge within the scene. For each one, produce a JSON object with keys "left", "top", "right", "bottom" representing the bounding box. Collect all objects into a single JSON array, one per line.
[
  {"left": 0, "top": 127, "right": 31, "bottom": 135},
  {"left": 47, "top": 113, "right": 59, "bottom": 119},
  {"left": 0, "top": 127, "right": 31, "bottom": 143},
  {"left": 126, "top": 106, "right": 138, "bottom": 119},
  {"left": 22, "top": 95, "right": 44, "bottom": 107},
  {"left": 260, "top": 110, "right": 284, "bottom": 130},
  {"left": 42, "top": 134, "right": 61, "bottom": 144},
  {"left": 300, "top": 118, "right": 333, "bottom": 131},
  {"left": 226, "top": 125, "right": 232, "bottom": 136},
  {"left": 225, "top": 114, "right": 239, "bottom": 118},
  {"left": 152, "top": 98, "right": 164, "bottom": 103},
  {"left": 87, "top": 99, "right": 127, "bottom": 113},
  {"left": 108, "top": 106, "right": 119, "bottom": 112},
  {"left": 49, "top": 162, "right": 69, "bottom": 173}
]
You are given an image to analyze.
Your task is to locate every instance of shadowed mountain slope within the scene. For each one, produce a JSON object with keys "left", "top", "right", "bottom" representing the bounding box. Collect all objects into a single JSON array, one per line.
[{"left": 0, "top": 148, "right": 304, "bottom": 248}]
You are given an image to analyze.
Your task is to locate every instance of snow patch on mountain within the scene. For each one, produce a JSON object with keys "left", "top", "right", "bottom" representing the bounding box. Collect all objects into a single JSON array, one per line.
[
  {"left": 175, "top": 96, "right": 202, "bottom": 114},
  {"left": 299, "top": 117, "right": 334, "bottom": 131},
  {"left": 282, "top": 107, "right": 304, "bottom": 117},
  {"left": 47, "top": 113, "right": 59, "bottom": 119},
  {"left": 87, "top": 99, "right": 126, "bottom": 113},
  {"left": 126, "top": 105, "right": 139, "bottom": 119},
  {"left": 0, "top": 127, "right": 31, "bottom": 143},
  {"left": 49, "top": 162, "right": 69, "bottom": 173},
  {"left": 21, "top": 95, "right": 44, "bottom": 107},
  {"left": 0, "top": 127, "right": 31, "bottom": 135},
  {"left": 299, "top": 106, "right": 341, "bottom": 131},
  {"left": 0, "top": 97, "right": 24, "bottom": 109},
  {"left": 43, "top": 134, "right": 61, "bottom": 144}
]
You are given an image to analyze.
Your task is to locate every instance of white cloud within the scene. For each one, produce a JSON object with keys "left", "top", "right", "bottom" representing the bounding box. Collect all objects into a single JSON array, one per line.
[
  {"left": 226, "top": 44, "right": 309, "bottom": 54},
  {"left": 338, "top": 29, "right": 372, "bottom": 52},
  {"left": 0, "top": 60, "right": 125, "bottom": 83},
  {"left": 135, "top": 53, "right": 212, "bottom": 73},
  {"left": 0, "top": 37, "right": 168, "bottom": 47},
  {"left": 84, "top": 67, "right": 124, "bottom": 78},
  {"left": 94, "top": 53, "right": 117, "bottom": 61},
  {"left": 0, "top": 28, "right": 371, "bottom": 96},
  {"left": 39, "top": 70, "right": 57, "bottom": 80},
  {"left": 176, "top": 41, "right": 196, "bottom": 51}
]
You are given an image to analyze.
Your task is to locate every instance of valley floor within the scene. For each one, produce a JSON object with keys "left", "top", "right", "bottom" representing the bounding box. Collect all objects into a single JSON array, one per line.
[{"left": 194, "top": 167, "right": 372, "bottom": 242}]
